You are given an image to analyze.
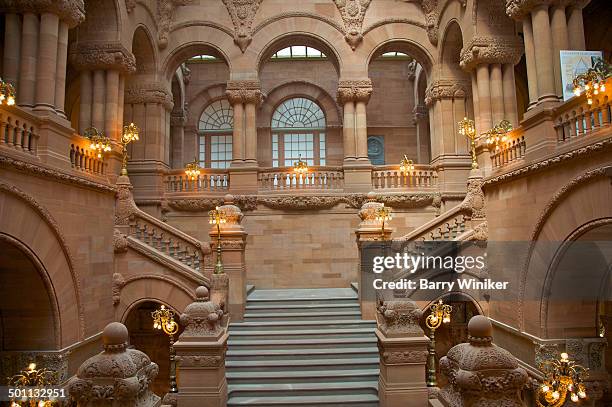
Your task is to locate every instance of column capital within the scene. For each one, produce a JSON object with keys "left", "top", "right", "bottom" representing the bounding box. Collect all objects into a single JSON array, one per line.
[
  {"left": 125, "top": 81, "right": 174, "bottom": 110},
  {"left": 459, "top": 36, "right": 524, "bottom": 71},
  {"left": 0, "top": 0, "right": 85, "bottom": 27},
  {"left": 170, "top": 111, "right": 188, "bottom": 126},
  {"left": 424, "top": 79, "right": 470, "bottom": 106},
  {"left": 337, "top": 79, "right": 373, "bottom": 104},
  {"left": 69, "top": 41, "right": 136, "bottom": 74},
  {"left": 505, "top": 0, "right": 588, "bottom": 19},
  {"left": 225, "top": 80, "right": 264, "bottom": 106}
]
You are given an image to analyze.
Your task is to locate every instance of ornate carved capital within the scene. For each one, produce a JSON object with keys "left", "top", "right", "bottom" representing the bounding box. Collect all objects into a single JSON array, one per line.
[
  {"left": 157, "top": 0, "right": 195, "bottom": 48},
  {"left": 69, "top": 42, "right": 136, "bottom": 74},
  {"left": 401, "top": 0, "right": 442, "bottom": 44},
  {"left": 425, "top": 79, "right": 470, "bottom": 106},
  {"left": 125, "top": 82, "right": 174, "bottom": 110},
  {"left": 0, "top": 0, "right": 85, "bottom": 27},
  {"left": 170, "top": 111, "right": 188, "bottom": 126},
  {"left": 333, "top": 0, "right": 372, "bottom": 49},
  {"left": 376, "top": 300, "right": 424, "bottom": 337},
  {"left": 226, "top": 80, "right": 264, "bottom": 106},
  {"left": 222, "top": 0, "right": 263, "bottom": 52},
  {"left": 459, "top": 36, "right": 524, "bottom": 71},
  {"left": 337, "top": 79, "right": 373, "bottom": 104}
]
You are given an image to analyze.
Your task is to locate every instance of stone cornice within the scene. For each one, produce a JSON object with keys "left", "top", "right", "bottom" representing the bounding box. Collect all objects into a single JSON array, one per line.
[
  {"left": 425, "top": 79, "right": 470, "bottom": 106},
  {"left": 125, "top": 82, "right": 174, "bottom": 110},
  {"left": 69, "top": 42, "right": 136, "bottom": 74},
  {"left": 225, "top": 80, "right": 264, "bottom": 106},
  {"left": 459, "top": 36, "right": 524, "bottom": 71},
  {"left": 0, "top": 152, "right": 116, "bottom": 193},
  {"left": 0, "top": 0, "right": 85, "bottom": 27},
  {"left": 337, "top": 79, "right": 373, "bottom": 104}
]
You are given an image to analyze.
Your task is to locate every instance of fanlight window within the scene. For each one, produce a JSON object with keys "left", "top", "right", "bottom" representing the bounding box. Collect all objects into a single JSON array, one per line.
[
  {"left": 271, "top": 98, "right": 326, "bottom": 167},
  {"left": 198, "top": 99, "right": 233, "bottom": 169}
]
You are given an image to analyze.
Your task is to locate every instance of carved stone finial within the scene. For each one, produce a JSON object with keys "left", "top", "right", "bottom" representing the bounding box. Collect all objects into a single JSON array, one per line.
[
  {"left": 69, "top": 42, "right": 136, "bottom": 73},
  {"left": 376, "top": 300, "right": 424, "bottom": 337},
  {"left": 358, "top": 192, "right": 383, "bottom": 228},
  {"left": 67, "top": 322, "right": 161, "bottom": 406},
  {"left": 333, "top": 0, "right": 373, "bottom": 49},
  {"left": 179, "top": 286, "right": 226, "bottom": 340},
  {"left": 222, "top": 0, "right": 263, "bottom": 52}
]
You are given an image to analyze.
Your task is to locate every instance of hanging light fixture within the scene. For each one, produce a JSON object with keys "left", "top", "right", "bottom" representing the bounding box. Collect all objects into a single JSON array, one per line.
[
  {"left": 399, "top": 154, "right": 415, "bottom": 174},
  {"left": 293, "top": 154, "right": 309, "bottom": 174},
  {"left": 572, "top": 57, "right": 611, "bottom": 105},
  {"left": 185, "top": 157, "right": 201, "bottom": 181},
  {"left": 84, "top": 127, "right": 112, "bottom": 159},
  {"left": 537, "top": 352, "right": 588, "bottom": 406},
  {"left": 0, "top": 77, "right": 16, "bottom": 106}
]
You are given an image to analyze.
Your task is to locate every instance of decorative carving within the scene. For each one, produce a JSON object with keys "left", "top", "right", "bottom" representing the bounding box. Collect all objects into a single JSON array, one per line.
[
  {"left": 70, "top": 42, "right": 136, "bottom": 73},
  {"left": 399, "top": 0, "right": 439, "bottom": 44},
  {"left": 226, "top": 80, "right": 264, "bottom": 106},
  {"left": 376, "top": 299, "right": 424, "bottom": 337},
  {"left": 425, "top": 79, "right": 470, "bottom": 106},
  {"left": 115, "top": 177, "right": 137, "bottom": 226},
  {"left": 113, "top": 230, "right": 129, "bottom": 253},
  {"left": 505, "top": 0, "right": 548, "bottom": 19},
  {"left": 167, "top": 195, "right": 258, "bottom": 212},
  {"left": 259, "top": 195, "right": 341, "bottom": 211},
  {"left": 0, "top": 0, "right": 85, "bottom": 27},
  {"left": 179, "top": 287, "right": 226, "bottom": 338},
  {"left": 337, "top": 79, "right": 373, "bottom": 104},
  {"left": 170, "top": 110, "right": 188, "bottom": 126},
  {"left": 112, "top": 272, "right": 125, "bottom": 306},
  {"left": 157, "top": 0, "right": 195, "bottom": 49},
  {"left": 459, "top": 36, "right": 524, "bottom": 71},
  {"left": 357, "top": 192, "right": 384, "bottom": 227},
  {"left": 333, "top": 0, "right": 372, "bottom": 49},
  {"left": 460, "top": 173, "right": 485, "bottom": 219},
  {"left": 125, "top": 82, "right": 174, "bottom": 110},
  {"left": 381, "top": 350, "right": 428, "bottom": 364},
  {"left": 176, "top": 355, "right": 224, "bottom": 367},
  {"left": 222, "top": 0, "right": 263, "bottom": 52},
  {"left": 468, "top": 222, "right": 488, "bottom": 241},
  {"left": 125, "top": 0, "right": 136, "bottom": 13}
]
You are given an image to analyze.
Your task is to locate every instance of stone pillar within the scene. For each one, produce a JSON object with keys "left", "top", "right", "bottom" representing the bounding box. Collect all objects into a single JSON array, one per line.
[
  {"left": 230, "top": 99, "right": 244, "bottom": 164},
  {"left": 476, "top": 65, "right": 492, "bottom": 131},
  {"left": 174, "top": 286, "right": 228, "bottom": 407},
  {"left": 54, "top": 21, "right": 69, "bottom": 117},
  {"left": 209, "top": 194, "right": 248, "bottom": 321},
  {"left": 438, "top": 316, "right": 528, "bottom": 406},
  {"left": 567, "top": 5, "right": 586, "bottom": 50},
  {"left": 339, "top": 97, "right": 356, "bottom": 160},
  {"left": 19, "top": 13, "right": 39, "bottom": 107},
  {"left": 376, "top": 300, "right": 429, "bottom": 407},
  {"left": 470, "top": 73, "right": 480, "bottom": 131},
  {"left": 531, "top": 6, "right": 557, "bottom": 103},
  {"left": 502, "top": 64, "right": 519, "bottom": 127},
  {"left": 413, "top": 105, "right": 429, "bottom": 163},
  {"left": 522, "top": 18, "right": 539, "bottom": 108},
  {"left": 79, "top": 71, "right": 92, "bottom": 135},
  {"left": 33, "top": 12, "right": 59, "bottom": 112},
  {"left": 355, "top": 97, "right": 370, "bottom": 160},
  {"left": 490, "top": 64, "right": 504, "bottom": 124},
  {"left": 244, "top": 98, "right": 259, "bottom": 165},
  {"left": 170, "top": 110, "right": 187, "bottom": 168},
  {"left": 92, "top": 69, "right": 106, "bottom": 130},
  {"left": 67, "top": 322, "right": 161, "bottom": 407},
  {"left": 551, "top": 5, "right": 569, "bottom": 99},
  {"left": 3, "top": 13, "right": 21, "bottom": 88}
]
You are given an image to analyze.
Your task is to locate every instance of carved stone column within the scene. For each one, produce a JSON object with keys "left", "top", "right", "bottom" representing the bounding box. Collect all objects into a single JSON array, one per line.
[
  {"left": 170, "top": 110, "right": 187, "bottom": 169},
  {"left": 551, "top": 5, "right": 570, "bottom": 98},
  {"left": 413, "top": 105, "right": 429, "bottom": 164},
  {"left": 438, "top": 315, "right": 528, "bottom": 406},
  {"left": 2, "top": 13, "right": 21, "bottom": 89},
  {"left": 67, "top": 322, "right": 161, "bottom": 407},
  {"left": 209, "top": 194, "right": 248, "bottom": 321},
  {"left": 376, "top": 300, "right": 429, "bottom": 407},
  {"left": 174, "top": 286, "right": 229, "bottom": 407},
  {"left": 567, "top": 2, "right": 587, "bottom": 50}
]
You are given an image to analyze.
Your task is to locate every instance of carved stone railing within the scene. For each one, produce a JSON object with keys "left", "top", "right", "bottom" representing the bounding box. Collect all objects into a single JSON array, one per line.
[
  {"left": 490, "top": 131, "right": 527, "bottom": 169},
  {"left": 69, "top": 134, "right": 105, "bottom": 175},
  {"left": 0, "top": 106, "right": 39, "bottom": 156},
  {"left": 371, "top": 165, "right": 438, "bottom": 190},
  {"left": 554, "top": 88, "right": 611, "bottom": 143},
  {"left": 258, "top": 166, "right": 344, "bottom": 192},
  {"left": 164, "top": 168, "right": 229, "bottom": 193}
]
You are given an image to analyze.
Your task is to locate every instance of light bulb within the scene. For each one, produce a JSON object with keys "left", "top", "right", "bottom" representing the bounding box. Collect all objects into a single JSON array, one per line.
[
  {"left": 7, "top": 96, "right": 14, "bottom": 105},
  {"left": 443, "top": 316, "right": 450, "bottom": 323},
  {"left": 601, "top": 84, "right": 606, "bottom": 92},
  {"left": 28, "top": 363, "right": 37, "bottom": 371},
  {"left": 541, "top": 385, "right": 550, "bottom": 393},
  {"left": 571, "top": 393, "right": 579, "bottom": 402},
  {"left": 578, "top": 390, "right": 586, "bottom": 399},
  {"left": 552, "top": 391, "right": 560, "bottom": 400},
  {"left": 560, "top": 352, "right": 569, "bottom": 361},
  {"left": 588, "top": 98, "right": 593, "bottom": 105}
]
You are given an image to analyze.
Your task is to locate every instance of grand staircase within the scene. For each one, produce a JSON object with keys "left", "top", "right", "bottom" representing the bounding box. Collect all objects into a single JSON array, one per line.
[{"left": 226, "top": 288, "right": 379, "bottom": 406}]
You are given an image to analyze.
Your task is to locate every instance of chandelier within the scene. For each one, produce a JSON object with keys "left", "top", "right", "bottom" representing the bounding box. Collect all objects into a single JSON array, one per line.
[
  {"left": 485, "top": 120, "right": 513, "bottom": 151},
  {"left": 7, "top": 363, "right": 59, "bottom": 407},
  {"left": 399, "top": 154, "right": 415, "bottom": 174},
  {"left": 185, "top": 158, "right": 201, "bottom": 181},
  {"left": 293, "top": 154, "right": 309, "bottom": 174},
  {"left": 573, "top": 57, "right": 611, "bottom": 105},
  {"left": 84, "top": 127, "right": 111, "bottom": 159},
  {"left": 0, "top": 77, "right": 16, "bottom": 106},
  {"left": 537, "top": 352, "right": 588, "bottom": 406}
]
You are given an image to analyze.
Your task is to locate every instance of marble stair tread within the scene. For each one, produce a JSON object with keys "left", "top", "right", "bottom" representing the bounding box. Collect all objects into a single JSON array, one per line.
[
  {"left": 226, "top": 357, "right": 379, "bottom": 368},
  {"left": 248, "top": 288, "right": 357, "bottom": 300},
  {"left": 242, "top": 311, "right": 362, "bottom": 319},
  {"left": 227, "top": 347, "right": 378, "bottom": 357},
  {"left": 227, "top": 337, "right": 377, "bottom": 347},
  {"left": 228, "top": 381, "right": 378, "bottom": 392},
  {"left": 230, "top": 320, "right": 376, "bottom": 328},
  {"left": 227, "top": 394, "right": 379, "bottom": 406},
  {"left": 245, "top": 303, "right": 360, "bottom": 310},
  {"left": 227, "top": 368, "right": 380, "bottom": 380},
  {"left": 228, "top": 328, "right": 375, "bottom": 337}
]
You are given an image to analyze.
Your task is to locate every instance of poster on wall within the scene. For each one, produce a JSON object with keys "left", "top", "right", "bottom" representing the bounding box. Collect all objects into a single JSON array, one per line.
[{"left": 560, "top": 50, "right": 603, "bottom": 101}]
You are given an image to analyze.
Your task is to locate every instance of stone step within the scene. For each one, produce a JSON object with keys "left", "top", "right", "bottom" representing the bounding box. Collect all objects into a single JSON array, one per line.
[
  {"left": 226, "top": 357, "right": 379, "bottom": 372},
  {"left": 227, "top": 337, "right": 377, "bottom": 350},
  {"left": 226, "top": 347, "right": 379, "bottom": 361},
  {"left": 242, "top": 311, "right": 362, "bottom": 321},
  {"left": 245, "top": 304, "right": 361, "bottom": 313},
  {"left": 228, "top": 328, "right": 375, "bottom": 340},
  {"left": 228, "top": 381, "right": 378, "bottom": 398},
  {"left": 246, "top": 297, "right": 358, "bottom": 306},
  {"left": 227, "top": 394, "right": 379, "bottom": 406},
  {"left": 227, "top": 368, "right": 380, "bottom": 385},
  {"left": 229, "top": 320, "right": 376, "bottom": 331}
]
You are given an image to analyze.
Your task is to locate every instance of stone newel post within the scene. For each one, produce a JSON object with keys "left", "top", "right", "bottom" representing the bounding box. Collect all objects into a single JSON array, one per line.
[
  {"left": 174, "top": 286, "right": 229, "bottom": 407},
  {"left": 376, "top": 299, "right": 429, "bottom": 407},
  {"left": 438, "top": 315, "right": 528, "bottom": 406},
  {"left": 209, "top": 194, "right": 248, "bottom": 320},
  {"left": 67, "top": 322, "right": 161, "bottom": 407}
]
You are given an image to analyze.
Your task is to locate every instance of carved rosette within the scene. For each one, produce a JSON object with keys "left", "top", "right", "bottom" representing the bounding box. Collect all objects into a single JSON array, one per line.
[
  {"left": 157, "top": 0, "right": 195, "bottom": 48},
  {"left": 222, "top": 0, "right": 263, "bottom": 52},
  {"left": 69, "top": 42, "right": 136, "bottom": 74},
  {"left": 0, "top": 0, "right": 85, "bottom": 27},
  {"left": 179, "top": 286, "right": 226, "bottom": 339},
  {"left": 67, "top": 322, "right": 160, "bottom": 406},
  {"left": 425, "top": 79, "right": 470, "bottom": 106},
  {"left": 125, "top": 82, "right": 174, "bottom": 111},
  {"left": 226, "top": 80, "right": 264, "bottom": 106},
  {"left": 376, "top": 300, "right": 424, "bottom": 337},
  {"left": 337, "top": 79, "right": 373, "bottom": 104},
  {"left": 333, "top": 0, "right": 372, "bottom": 49},
  {"left": 459, "top": 36, "right": 524, "bottom": 72}
]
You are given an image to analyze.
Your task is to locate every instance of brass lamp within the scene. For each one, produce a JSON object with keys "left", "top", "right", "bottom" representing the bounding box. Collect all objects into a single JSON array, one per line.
[
  {"left": 399, "top": 154, "right": 415, "bottom": 174},
  {"left": 537, "top": 352, "right": 588, "bottom": 406},
  {"left": 293, "top": 154, "right": 309, "bottom": 174},
  {"left": 425, "top": 299, "right": 452, "bottom": 387},
  {"left": 0, "top": 77, "right": 16, "bottom": 106},
  {"left": 458, "top": 117, "right": 478, "bottom": 169},
  {"left": 209, "top": 206, "right": 228, "bottom": 274},
  {"left": 185, "top": 158, "right": 201, "bottom": 181},
  {"left": 7, "top": 363, "right": 58, "bottom": 406},
  {"left": 84, "top": 127, "right": 112, "bottom": 159},
  {"left": 375, "top": 205, "right": 392, "bottom": 239},
  {"left": 485, "top": 119, "right": 513, "bottom": 151},
  {"left": 572, "top": 57, "right": 611, "bottom": 105},
  {"left": 151, "top": 304, "right": 180, "bottom": 393},
  {"left": 121, "top": 122, "right": 140, "bottom": 176}
]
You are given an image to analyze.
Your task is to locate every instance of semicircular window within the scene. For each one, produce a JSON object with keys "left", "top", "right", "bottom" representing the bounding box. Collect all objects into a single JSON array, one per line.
[
  {"left": 198, "top": 99, "right": 233, "bottom": 169},
  {"left": 271, "top": 98, "right": 326, "bottom": 167}
]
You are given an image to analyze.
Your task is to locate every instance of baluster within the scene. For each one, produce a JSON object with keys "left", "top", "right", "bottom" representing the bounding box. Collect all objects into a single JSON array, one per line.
[
  {"left": 602, "top": 100, "right": 611, "bottom": 126},
  {"left": 13, "top": 121, "right": 22, "bottom": 149},
  {"left": 0, "top": 116, "right": 5, "bottom": 145},
  {"left": 592, "top": 100, "right": 601, "bottom": 131},
  {"left": 583, "top": 107, "right": 592, "bottom": 134},
  {"left": 193, "top": 254, "right": 201, "bottom": 272}
]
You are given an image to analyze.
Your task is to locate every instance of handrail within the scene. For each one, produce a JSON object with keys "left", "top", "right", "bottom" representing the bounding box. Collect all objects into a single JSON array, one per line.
[
  {"left": 372, "top": 164, "right": 438, "bottom": 189},
  {"left": 394, "top": 205, "right": 471, "bottom": 242},
  {"left": 553, "top": 88, "right": 611, "bottom": 142}
]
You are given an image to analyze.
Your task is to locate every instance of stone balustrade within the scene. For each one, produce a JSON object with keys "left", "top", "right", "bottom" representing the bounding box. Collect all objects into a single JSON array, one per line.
[
  {"left": 258, "top": 166, "right": 344, "bottom": 192},
  {"left": 554, "top": 87, "right": 612, "bottom": 143},
  {"left": 69, "top": 135, "right": 105, "bottom": 175},
  {"left": 165, "top": 169, "right": 230, "bottom": 193},
  {"left": 0, "top": 106, "right": 39, "bottom": 156},
  {"left": 372, "top": 165, "right": 438, "bottom": 190},
  {"left": 489, "top": 133, "right": 527, "bottom": 169}
]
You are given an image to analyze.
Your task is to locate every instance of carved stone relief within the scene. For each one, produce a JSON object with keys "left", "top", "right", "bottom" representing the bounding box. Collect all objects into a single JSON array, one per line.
[
  {"left": 333, "top": 0, "right": 372, "bottom": 49},
  {"left": 222, "top": 0, "right": 263, "bottom": 52}
]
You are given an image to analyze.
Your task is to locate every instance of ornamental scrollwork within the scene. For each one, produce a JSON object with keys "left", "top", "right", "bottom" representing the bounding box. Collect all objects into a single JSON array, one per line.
[
  {"left": 125, "top": 82, "right": 174, "bottom": 110},
  {"left": 381, "top": 350, "right": 428, "bottom": 364},
  {"left": 0, "top": 0, "right": 85, "bottom": 27},
  {"left": 222, "top": 0, "right": 263, "bottom": 52},
  {"left": 226, "top": 80, "right": 264, "bottom": 106},
  {"left": 176, "top": 355, "right": 224, "bottom": 367},
  {"left": 337, "top": 79, "right": 373, "bottom": 104}
]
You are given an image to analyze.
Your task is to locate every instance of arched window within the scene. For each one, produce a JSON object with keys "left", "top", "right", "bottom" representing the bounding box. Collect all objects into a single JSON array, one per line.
[
  {"left": 271, "top": 97, "right": 326, "bottom": 167},
  {"left": 198, "top": 99, "right": 233, "bottom": 169}
]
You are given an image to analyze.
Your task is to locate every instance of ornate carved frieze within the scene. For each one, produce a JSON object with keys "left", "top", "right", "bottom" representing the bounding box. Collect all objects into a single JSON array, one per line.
[
  {"left": 0, "top": 0, "right": 85, "bottom": 27},
  {"left": 333, "top": 0, "right": 372, "bottom": 49},
  {"left": 176, "top": 354, "right": 224, "bottom": 367},
  {"left": 424, "top": 79, "right": 470, "bottom": 106},
  {"left": 381, "top": 350, "right": 428, "bottom": 364},
  {"left": 459, "top": 36, "right": 524, "bottom": 71},
  {"left": 125, "top": 82, "right": 174, "bottom": 110},
  {"left": 259, "top": 195, "right": 342, "bottom": 211},
  {"left": 157, "top": 0, "right": 195, "bottom": 48},
  {"left": 226, "top": 80, "right": 264, "bottom": 106},
  {"left": 70, "top": 42, "right": 136, "bottom": 74},
  {"left": 222, "top": 0, "right": 263, "bottom": 52},
  {"left": 337, "top": 79, "right": 373, "bottom": 104}
]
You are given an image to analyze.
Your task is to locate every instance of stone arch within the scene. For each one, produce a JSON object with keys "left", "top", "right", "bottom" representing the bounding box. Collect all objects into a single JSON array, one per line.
[
  {"left": 79, "top": 0, "right": 121, "bottom": 42},
  {"left": 0, "top": 183, "right": 84, "bottom": 347},
  {"left": 259, "top": 81, "right": 342, "bottom": 128},
  {"left": 439, "top": 20, "right": 468, "bottom": 81},
  {"left": 188, "top": 83, "right": 229, "bottom": 126},
  {"left": 520, "top": 166, "right": 612, "bottom": 336},
  {"left": 131, "top": 25, "right": 158, "bottom": 77}
]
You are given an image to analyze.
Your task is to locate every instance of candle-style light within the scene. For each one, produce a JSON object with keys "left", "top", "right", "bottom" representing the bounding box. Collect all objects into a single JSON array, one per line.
[
  {"left": 399, "top": 154, "right": 415, "bottom": 174},
  {"left": 293, "top": 154, "right": 309, "bottom": 174},
  {"left": 572, "top": 57, "right": 611, "bottom": 105},
  {"left": 458, "top": 117, "right": 477, "bottom": 169},
  {"left": 151, "top": 304, "right": 180, "bottom": 394},
  {"left": 84, "top": 127, "right": 112, "bottom": 159},
  {"left": 209, "top": 206, "right": 228, "bottom": 274},
  {"left": 375, "top": 205, "right": 392, "bottom": 239},
  {"left": 485, "top": 119, "right": 513, "bottom": 151},
  {"left": 185, "top": 157, "right": 201, "bottom": 181},
  {"left": 425, "top": 299, "right": 452, "bottom": 387},
  {"left": 537, "top": 352, "right": 588, "bottom": 406},
  {"left": 121, "top": 123, "right": 140, "bottom": 176},
  {"left": 0, "top": 77, "right": 16, "bottom": 106}
]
